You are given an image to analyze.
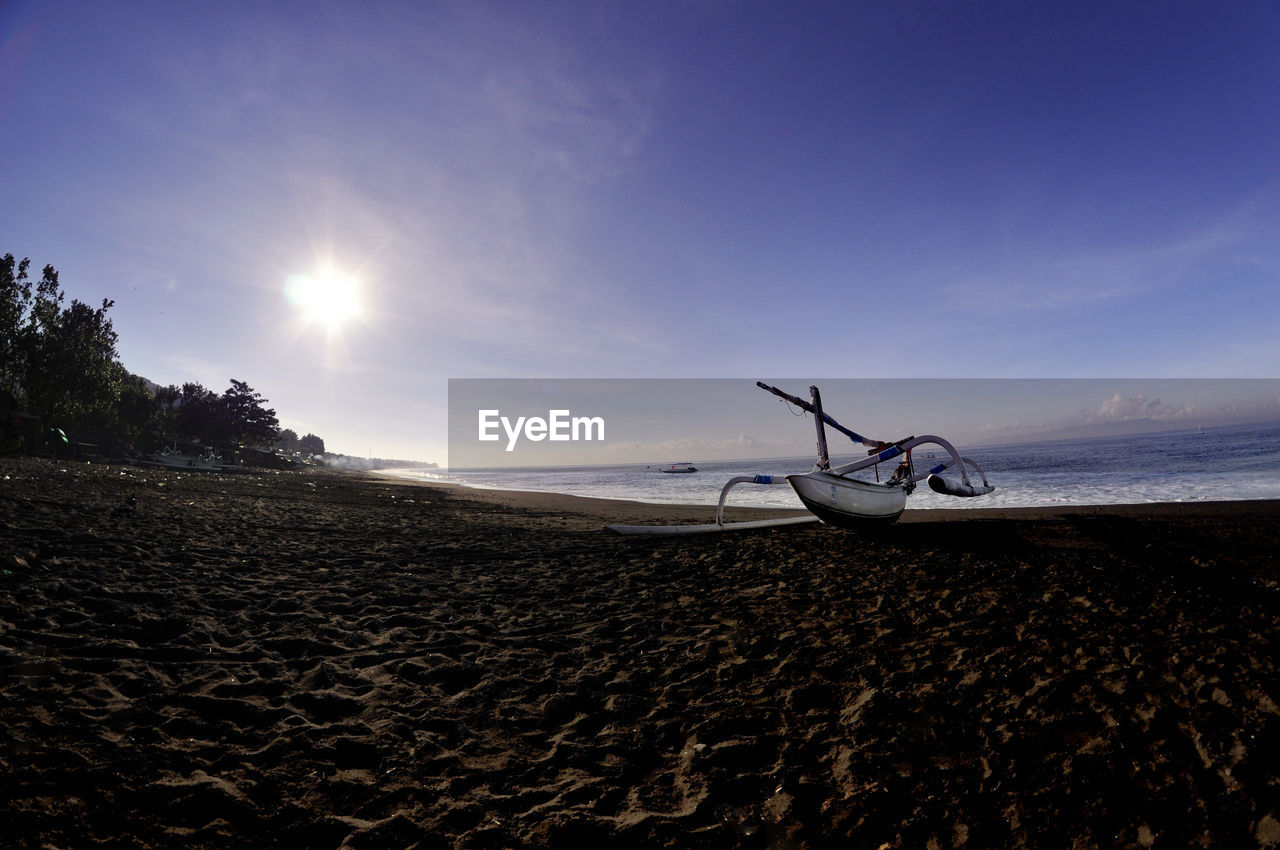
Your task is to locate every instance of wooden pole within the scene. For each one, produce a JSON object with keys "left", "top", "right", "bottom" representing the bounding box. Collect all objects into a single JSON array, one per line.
[{"left": 810, "top": 385, "right": 830, "bottom": 470}]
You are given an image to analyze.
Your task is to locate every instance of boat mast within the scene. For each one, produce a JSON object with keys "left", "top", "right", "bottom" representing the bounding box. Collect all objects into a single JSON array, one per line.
[{"left": 810, "top": 385, "right": 830, "bottom": 470}]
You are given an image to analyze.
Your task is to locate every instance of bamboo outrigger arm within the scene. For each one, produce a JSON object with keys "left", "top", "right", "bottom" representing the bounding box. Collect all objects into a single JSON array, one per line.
[
  {"left": 756, "top": 381, "right": 881, "bottom": 447},
  {"left": 829, "top": 434, "right": 992, "bottom": 496}
]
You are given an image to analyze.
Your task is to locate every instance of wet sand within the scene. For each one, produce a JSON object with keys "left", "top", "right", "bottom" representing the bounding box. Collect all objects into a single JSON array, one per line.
[{"left": 2, "top": 457, "right": 1279, "bottom": 848}]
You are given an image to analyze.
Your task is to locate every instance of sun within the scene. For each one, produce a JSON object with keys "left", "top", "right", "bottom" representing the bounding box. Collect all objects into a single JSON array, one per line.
[{"left": 285, "top": 269, "right": 363, "bottom": 329}]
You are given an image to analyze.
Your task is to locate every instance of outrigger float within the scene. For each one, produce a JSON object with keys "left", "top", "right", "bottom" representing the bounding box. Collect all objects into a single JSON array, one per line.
[{"left": 606, "top": 382, "right": 994, "bottom": 535}]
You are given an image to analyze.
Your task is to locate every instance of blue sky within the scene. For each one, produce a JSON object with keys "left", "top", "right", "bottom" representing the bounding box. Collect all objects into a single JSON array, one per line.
[{"left": 3, "top": 2, "right": 1278, "bottom": 462}]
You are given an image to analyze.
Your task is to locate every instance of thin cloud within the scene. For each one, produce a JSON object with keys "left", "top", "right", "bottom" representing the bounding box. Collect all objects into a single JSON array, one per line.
[
  {"left": 161, "top": 355, "right": 232, "bottom": 390},
  {"left": 941, "top": 222, "right": 1246, "bottom": 312}
]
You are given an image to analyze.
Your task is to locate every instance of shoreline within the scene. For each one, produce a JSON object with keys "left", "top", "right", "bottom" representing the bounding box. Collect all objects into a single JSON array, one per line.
[
  {"left": 371, "top": 465, "right": 1280, "bottom": 523},
  {"left": 371, "top": 465, "right": 1280, "bottom": 529},
  {"left": 3, "top": 456, "right": 1279, "bottom": 847}
]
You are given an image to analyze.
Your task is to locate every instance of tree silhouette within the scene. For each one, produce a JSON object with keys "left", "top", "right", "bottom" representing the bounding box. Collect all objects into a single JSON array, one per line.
[
  {"left": 298, "top": 432, "right": 325, "bottom": 455},
  {"left": 170, "top": 382, "right": 225, "bottom": 445},
  {"left": 276, "top": 428, "right": 299, "bottom": 449},
  {"left": 4, "top": 251, "right": 308, "bottom": 456},
  {"left": 222, "top": 379, "right": 279, "bottom": 447},
  {"left": 0, "top": 254, "right": 123, "bottom": 428},
  {"left": 0, "top": 255, "right": 33, "bottom": 409}
]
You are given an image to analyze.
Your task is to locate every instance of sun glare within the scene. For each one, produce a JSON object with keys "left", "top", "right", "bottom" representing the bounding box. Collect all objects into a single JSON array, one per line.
[{"left": 285, "top": 270, "right": 363, "bottom": 329}]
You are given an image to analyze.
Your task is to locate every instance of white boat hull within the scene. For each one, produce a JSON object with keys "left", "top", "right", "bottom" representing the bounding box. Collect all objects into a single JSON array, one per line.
[{"left": 786, "top": 471, "right": 907, "bottom": 525}]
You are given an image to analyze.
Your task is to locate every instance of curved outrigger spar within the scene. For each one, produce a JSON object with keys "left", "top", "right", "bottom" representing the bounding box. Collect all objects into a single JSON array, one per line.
[{"left": 607, "top": 382, "right": 994, "bottom": 535}]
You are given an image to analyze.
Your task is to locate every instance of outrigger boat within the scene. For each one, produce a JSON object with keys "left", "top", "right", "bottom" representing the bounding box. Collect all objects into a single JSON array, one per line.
[
  {"left": 137, "top": 446, "right": 226, "bottom": 472},
  {"left": 607, "top": 382, "right": 994, "bottom": 535}
]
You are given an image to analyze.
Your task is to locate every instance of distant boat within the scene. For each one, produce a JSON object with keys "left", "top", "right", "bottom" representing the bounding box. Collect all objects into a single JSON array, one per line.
[{"left": 660, "top": 462, "right": 698, "bottom": 473}]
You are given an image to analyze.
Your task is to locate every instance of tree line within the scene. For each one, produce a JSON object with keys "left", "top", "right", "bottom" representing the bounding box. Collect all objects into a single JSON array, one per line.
[{"left": 2, "top": 253, "right": 318, "bottom": 455}]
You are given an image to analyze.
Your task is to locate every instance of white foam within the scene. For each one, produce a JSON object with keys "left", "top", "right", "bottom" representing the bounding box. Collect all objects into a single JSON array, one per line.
[{"left": 411, "top": 423, "right": 1280, "bottom": 510}]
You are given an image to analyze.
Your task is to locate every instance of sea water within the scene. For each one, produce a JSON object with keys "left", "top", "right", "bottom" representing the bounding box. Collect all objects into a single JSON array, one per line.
[{"left": 395, "top": 422, "right": 1280, "bottom": 511}]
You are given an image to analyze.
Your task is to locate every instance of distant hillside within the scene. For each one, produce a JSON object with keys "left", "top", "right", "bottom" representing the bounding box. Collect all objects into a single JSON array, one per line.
[{"left": 977, "top": 415, "right": 1280, "bottom": 447}]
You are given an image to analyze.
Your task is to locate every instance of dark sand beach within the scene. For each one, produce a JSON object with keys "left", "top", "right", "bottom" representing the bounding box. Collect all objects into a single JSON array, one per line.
[{"left": 2, "top": 457, "right": 1279, "bottom": 848}]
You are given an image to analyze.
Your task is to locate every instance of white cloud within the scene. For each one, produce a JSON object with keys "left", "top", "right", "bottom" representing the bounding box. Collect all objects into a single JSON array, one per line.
[
  {"left": 161, "top": 354, "right": 231, "bottom": 389},
  {"left": 1086, "top": 393, "right": 1199, "bottom": 423}
]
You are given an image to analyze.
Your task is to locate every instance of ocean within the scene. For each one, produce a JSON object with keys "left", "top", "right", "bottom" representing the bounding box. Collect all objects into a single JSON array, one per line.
[{"left": 392, "top": 422, "right": 1280, "bottom": 512}]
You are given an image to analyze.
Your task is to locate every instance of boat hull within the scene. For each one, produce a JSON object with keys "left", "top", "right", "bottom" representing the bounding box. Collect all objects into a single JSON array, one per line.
[{"left": 786, "top": 471, "right": 907, "bottom": 525}]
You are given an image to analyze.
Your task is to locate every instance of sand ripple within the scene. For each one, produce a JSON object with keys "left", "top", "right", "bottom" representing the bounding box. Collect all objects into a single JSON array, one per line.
[{"left": 3, "top": 459, "right": 1279, "bottom": 847}]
